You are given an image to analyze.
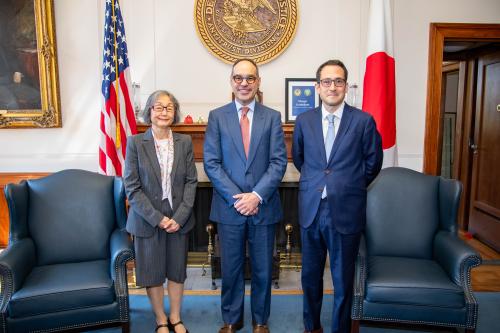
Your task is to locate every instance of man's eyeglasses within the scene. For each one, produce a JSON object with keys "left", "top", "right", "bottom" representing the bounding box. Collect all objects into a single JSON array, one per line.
[
  {"left": 319, "top": 78, "right": 346, "bottom": 88},
  {"left": 152, "top": 103, "right": 175, "bottom": 113},
  {"left": 232, "top": 75, "right": 257, "bottom": 84}
]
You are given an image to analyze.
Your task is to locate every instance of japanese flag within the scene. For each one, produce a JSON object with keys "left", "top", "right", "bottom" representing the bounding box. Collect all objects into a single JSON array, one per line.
[{"left": 363, "top": 0, "right": 397, "bottom": 168}]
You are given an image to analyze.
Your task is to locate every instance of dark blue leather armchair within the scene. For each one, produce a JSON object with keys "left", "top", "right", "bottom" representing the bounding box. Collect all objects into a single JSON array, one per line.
[
  {"left": 0, "top": 170, "right": 134, "bottom": 333},
  {"left": 351, "top": 167, "right": 481, "bottom": 333}
]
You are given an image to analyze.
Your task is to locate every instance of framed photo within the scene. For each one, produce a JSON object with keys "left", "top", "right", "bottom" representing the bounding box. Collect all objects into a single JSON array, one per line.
[
  {"left": 0, "top": 0, "right": 61, "bottom": 128},
  {"left": 285, "top": 78, "right": 319, "bottom": 123}
]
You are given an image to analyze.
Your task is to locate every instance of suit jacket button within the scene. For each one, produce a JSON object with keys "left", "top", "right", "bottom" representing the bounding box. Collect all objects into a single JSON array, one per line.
[{"left": 324, "top": 169, "right": 330, "bottom": 174}]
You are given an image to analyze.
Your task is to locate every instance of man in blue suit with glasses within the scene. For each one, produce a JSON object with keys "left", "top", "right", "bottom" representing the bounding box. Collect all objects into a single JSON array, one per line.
[
  {"left": 292, "top": 59, "right": 383, "bottom": 333},
  {"left": 204, "top": 58, "right": 287, "bottom": 333}
]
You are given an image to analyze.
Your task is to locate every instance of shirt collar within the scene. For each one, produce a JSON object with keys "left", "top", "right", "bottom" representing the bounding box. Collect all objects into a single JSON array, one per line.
[
  {"left": 321, "top": 102, "right": 345, "bottom": 121},
  {"left": 151, "top": 128, "right": 173, "bottom": 142},
  {"left": 235, "top": 99, "right": 256, "bottom": 113}
]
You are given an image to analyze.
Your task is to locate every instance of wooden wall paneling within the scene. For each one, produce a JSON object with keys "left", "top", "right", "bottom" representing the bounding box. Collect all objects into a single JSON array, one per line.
[{"left": 0, "top": 173, "right": 49, "bottom": 248}]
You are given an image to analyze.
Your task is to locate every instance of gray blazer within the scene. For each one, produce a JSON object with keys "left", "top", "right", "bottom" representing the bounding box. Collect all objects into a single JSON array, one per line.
[{"left": 124, "top": 128, "right": 197, "bottom": 237}]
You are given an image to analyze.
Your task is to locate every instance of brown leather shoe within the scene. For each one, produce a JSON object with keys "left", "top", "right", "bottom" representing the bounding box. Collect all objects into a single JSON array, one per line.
[
  {"left": 304, "top": 328, "right": 323, "bottom": 333},
  {"left": 253, "top": 324, "right": 270, "bottom": 333},
  {"left": 218, "top": 321, "right": 243, "bottom": 333}
]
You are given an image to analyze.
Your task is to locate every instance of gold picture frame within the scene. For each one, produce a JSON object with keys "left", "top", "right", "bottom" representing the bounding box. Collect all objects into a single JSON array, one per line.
[{"left": 0, "top": 0, "right": 61, "bottom": 128}]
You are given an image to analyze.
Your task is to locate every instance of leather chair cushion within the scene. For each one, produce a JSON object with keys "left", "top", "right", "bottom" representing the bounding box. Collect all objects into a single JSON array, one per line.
[
  {"left": 365, "top": 256, "right": 465, "bottom": 308},
  {"left": 8, "top": 260, "right": 115, "bottom": 318}
]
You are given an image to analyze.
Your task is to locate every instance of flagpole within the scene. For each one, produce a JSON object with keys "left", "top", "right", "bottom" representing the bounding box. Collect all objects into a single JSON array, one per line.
[{"left": 111, "top": 0, "right": 121, "bottom": 149}]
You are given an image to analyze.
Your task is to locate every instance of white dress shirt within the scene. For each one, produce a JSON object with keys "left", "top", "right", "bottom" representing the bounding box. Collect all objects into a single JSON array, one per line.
[
  {"left": 234, "top": 99, "right": 262, "bottom": 203},
  {"left": 321, "top": 102, "right": 344, "bottom": 199},
  {"left": 235, "top": 99, "right": 255, "bottom": 142},
  {"left": 321, "top": 102, "right": 344, "bottom": 143}
]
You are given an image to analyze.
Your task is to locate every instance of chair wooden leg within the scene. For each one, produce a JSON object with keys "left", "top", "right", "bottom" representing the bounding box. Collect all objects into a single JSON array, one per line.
[
  {"left": 121, "top": 321, "right": 130, "bottom": 333},
  {"left": 350, "top": 319, "right": 360, "bottom": 333}
]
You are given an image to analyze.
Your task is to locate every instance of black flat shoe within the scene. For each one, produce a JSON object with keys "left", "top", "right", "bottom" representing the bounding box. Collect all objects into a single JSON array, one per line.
[
  {"left": 167, "top": 318, "right": 189, "bottom": 333},
  {"left": 155, "top": 323, "right": 169, "bottom": 332}
]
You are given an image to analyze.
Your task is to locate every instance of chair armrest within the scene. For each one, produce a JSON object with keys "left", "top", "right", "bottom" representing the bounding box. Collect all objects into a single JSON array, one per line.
[
  {"left": 0, "top": 239, "right": 35, "bottom": 311},
  {"left": 109, "top": 229, "right": 134, "bottom": 322},
  {"left": 109, "top": 229, "right": 134, "bottom": 288},
  {"left": 351, "top": 235, "right": 366, "bottom": 319},
  {"left": 434, "top": 231, "right": 481, "bottom": 287}
]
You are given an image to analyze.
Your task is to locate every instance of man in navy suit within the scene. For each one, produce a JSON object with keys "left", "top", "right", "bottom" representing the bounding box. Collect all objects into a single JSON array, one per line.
[
  {"left": 292, "top": 59, "right": 383, "bottom": 333},
  {"left": 204, "top": 58, "right": 287, "bottom": 333}
]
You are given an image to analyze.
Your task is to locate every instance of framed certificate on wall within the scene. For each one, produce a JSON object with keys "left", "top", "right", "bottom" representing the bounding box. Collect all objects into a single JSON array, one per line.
[{"left": 285, "top": 78, "right": 320, "bottom": 123}]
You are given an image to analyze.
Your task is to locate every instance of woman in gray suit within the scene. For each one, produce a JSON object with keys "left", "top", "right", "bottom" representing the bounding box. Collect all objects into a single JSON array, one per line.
[{"left": 124, "top": 90, "right": 197, "bottom": 333}]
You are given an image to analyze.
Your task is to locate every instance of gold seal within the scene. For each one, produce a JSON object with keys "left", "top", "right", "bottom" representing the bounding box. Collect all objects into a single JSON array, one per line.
[{"left": 194, "top": 0, "right": 299, "bottom": 64}]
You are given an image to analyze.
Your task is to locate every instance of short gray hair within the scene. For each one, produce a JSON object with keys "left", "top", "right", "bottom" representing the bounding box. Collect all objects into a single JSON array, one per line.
[
  {"left": 140, "top": 90, "right": 180, "bottom": 125},
  {"left": 231, "top": 58, "right": 260, "bottom": 77}
]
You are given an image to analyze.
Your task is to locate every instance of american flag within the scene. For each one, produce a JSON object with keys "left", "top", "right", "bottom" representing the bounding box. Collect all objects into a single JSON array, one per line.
[{"left": 99, "top": 0, "right": 137, "bottom": 176}]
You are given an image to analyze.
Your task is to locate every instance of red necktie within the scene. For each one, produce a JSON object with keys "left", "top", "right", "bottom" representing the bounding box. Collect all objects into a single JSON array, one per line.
[{"left": 240, "top": 106, "right": 250, "bottom": 158}]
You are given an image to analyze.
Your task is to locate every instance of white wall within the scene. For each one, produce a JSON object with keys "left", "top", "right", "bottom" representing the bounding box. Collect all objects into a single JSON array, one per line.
[{"left": 0, "top": 0, "right": 499, "bottom": 172}]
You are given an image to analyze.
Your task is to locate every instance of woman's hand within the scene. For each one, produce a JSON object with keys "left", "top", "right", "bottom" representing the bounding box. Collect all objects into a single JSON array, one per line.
[
  {"left": 160, "top": 217, "right": 180, "bottom": 233},
  {"left": 158, "top": 217, "right": 171, "bottom": 230}
]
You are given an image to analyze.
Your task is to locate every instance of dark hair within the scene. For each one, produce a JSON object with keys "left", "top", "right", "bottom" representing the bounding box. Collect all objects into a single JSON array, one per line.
[
  {"left": 140, "top": 90, "right": 180, "bottom": 125},
  {"left": 231, "top": 58, "right": 260, "bottom": 77},
  {"left": 315, "top": 59, "right": 348, "bottom": 82}
]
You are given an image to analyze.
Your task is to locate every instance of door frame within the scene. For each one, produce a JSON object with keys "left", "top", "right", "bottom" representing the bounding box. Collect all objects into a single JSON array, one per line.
[{"left": 423, "top": 23, "right": 500, "bottom": 175}]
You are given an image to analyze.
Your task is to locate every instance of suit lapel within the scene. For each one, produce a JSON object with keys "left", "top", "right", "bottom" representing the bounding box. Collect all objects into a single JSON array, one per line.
[
  {"left": 246, "top": 103, "right": 265, "bottom": 170},
  {"left": 170, "top": 132, "right": 181, "bottom": 184},
  {"left": 328, "top": 104, "right": 354, "bottom": 164},
  {"left": 310, "top": 108, "right": 327, "bottom": 164},
  {"left": 226, "top": 102, "right": 247, "bottom": 163},
  {"left": 142, "top": 128, "right": 162, "bottom": 187}
]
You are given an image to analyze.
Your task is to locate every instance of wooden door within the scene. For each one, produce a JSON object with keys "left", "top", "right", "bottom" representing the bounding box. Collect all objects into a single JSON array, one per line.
[{"left": 469, "top": 51, "right": 500, "bottom": 251}]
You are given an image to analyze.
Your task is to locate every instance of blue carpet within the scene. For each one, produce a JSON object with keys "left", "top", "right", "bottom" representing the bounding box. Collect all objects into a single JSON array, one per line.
[{"left": 90, "top": 292, "right": 500, "bottom": 333}]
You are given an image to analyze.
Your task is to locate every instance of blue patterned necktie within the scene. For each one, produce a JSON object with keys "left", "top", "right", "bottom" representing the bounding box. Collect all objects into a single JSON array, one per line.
[
  {"left": 325, "top": 114, "right": 335, "bottom": 161},
  {"left": 322, "top": 114, "right": 335, "bottom": 199}
]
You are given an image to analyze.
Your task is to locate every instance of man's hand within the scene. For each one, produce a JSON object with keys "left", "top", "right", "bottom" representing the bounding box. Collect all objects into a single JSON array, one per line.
[{"left": 233, "top": 192, "right": 260, "bottom": 216}]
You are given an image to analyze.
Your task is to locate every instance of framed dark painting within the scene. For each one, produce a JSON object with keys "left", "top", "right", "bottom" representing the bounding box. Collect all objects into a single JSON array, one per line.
[{"left": 0, "top": 0, "right": 61, "bottom": 128}]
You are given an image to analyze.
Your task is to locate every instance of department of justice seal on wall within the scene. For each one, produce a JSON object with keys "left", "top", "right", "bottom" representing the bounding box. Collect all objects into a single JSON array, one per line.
[{"left": 194, "top": 0, "right": 298, "bottom": 64}]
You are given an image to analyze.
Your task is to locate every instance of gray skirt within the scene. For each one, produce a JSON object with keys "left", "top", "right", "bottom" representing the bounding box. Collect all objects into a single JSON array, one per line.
[{"left": 133, "top": 199, "right": 189, "bottom": 287}]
